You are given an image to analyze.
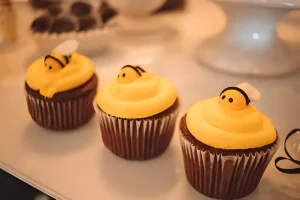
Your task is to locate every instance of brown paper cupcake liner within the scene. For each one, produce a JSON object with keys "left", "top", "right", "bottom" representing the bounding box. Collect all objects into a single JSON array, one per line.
[
  {"left": 180, "top": 132, "right": 279, "bottom": 200},
  {"left": 94, "top": 101, "right": 179, "bottom": 160},
  {"left": 26, "top": 91, "right": 96, "bottom": 130}
]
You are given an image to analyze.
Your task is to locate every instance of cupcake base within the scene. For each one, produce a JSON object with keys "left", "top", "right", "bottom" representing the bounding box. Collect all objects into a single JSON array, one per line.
[
  {"left": 25, "top": 74, "right": 98, "bottom": 130},
  {"left": 180, "top": 115, "right": 279, "bottom": 200},
  {"left": 94, "top": 99, "right": 180, "bottom": 160}
]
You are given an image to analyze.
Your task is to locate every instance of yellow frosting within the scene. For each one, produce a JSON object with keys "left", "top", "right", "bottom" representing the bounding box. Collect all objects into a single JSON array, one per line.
[
  {"left": 186, "top": 96, "right": 277, "bottom": 150},
  {"left": 96, "top": 66, "right": 178, "bottom": 119},
  {"left": 26, "top": 52, "right": 94, "bottom": 98}
]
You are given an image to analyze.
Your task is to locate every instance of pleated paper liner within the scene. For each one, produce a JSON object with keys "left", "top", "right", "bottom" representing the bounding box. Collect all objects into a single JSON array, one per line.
[
  {"left": 180, "top": 131, "right": 279, "bottom": 200},
  {"left": 26, "top": 90, "right": 96, "bottom": 130},
  {"left": 94, "top": 100, "right": 180, "bottom": 160}
]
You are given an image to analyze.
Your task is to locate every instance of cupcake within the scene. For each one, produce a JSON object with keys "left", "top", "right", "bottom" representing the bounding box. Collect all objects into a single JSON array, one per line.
[
  {"left": 180, "top": 83, "right": 279, "bottom": 199},
  {"left": 94, "top": 65, "right": 180, "bottom": 160},
  {"left": 25, "top": 40, "right": 98, "bottom": 130}
]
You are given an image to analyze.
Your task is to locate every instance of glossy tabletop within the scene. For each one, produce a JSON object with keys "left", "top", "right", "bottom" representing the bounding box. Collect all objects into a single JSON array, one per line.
[{"left": 0, "top": 1, "right": 300, "bottom": 199}]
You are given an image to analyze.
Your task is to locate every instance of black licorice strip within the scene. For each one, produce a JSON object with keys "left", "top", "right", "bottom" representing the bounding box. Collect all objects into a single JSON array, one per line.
[
  {"left": 64, "top": 56, "right": 70, "bottom": 64},
  {"left": 275, "top": 129, "right": 300, "bottom": 174},
  {"left": 220, "top": 86, "right": 251, "bottom": 106},
  {"left": 135, "top": 66, "right": 145, "bottom": 72},
  {"left": 122, "top": 65, "right": 142, "bottom": 76},
  {"left": 44, "top": 55, "right": 65, "bottom": 68}
]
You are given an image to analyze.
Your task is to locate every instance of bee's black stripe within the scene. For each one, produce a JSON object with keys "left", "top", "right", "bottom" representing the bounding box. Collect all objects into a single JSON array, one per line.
[
  {"left": 44, "top": 55, "right": 65, "bottom": 68},
  {"left": 135, "top": 66, "right": 145, "bottom": 72},
  {"left": 220, "top": 86, "right": 251, "bottom": 105},
  {"left": 64, "top": 56, "right": 70, "bottom": 64},
  {"left": 122, "top": 65, "right": 142, "bottom": 76}
]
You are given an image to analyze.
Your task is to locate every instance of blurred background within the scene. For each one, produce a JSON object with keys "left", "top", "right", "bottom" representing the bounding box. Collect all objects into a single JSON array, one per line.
[
  {"left": 1, "top": 0, "right": 300, "bottom": 77},
  {"left": 1, "top": 0, "right": 300, "bottom": 199}
]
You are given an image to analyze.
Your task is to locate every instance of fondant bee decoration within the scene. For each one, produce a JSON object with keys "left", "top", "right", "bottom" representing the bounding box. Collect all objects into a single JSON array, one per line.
[
  {"left": 44, "top": 40, "right": 79, "bottom": 72},
  {"left": 219, "top": 82, "right": 261, "bottom": 110},
  {"left": 117, "top": 65, "right": 146, "bottom": 84}
]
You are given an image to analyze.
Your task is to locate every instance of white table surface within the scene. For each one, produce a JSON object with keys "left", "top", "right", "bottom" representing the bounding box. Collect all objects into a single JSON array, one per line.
[{"left": 1, "top": 0, "right": 300, "bottom": 200}]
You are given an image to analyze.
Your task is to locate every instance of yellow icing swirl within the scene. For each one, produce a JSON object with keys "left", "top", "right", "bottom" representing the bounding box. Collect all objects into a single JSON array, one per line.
[
  {"left": 26, "top": 52, "right": 94, "bottom": 98},
  {"left": 186, "top": 97, "right": 277, "bottom": 149},
  {"left": 96, "top": 66, "right": 178, "bottom": 119}
]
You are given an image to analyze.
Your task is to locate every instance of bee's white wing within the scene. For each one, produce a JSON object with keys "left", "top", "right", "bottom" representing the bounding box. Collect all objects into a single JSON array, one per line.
[
  {"left": 54, "top": 40, "right": 79, "bottom": 55},
  {"left": 132, "top": 58, "right": 153, "bottom": 71},
  {"left": 237, "top": 82, "right": 261, "bottom": 101}
]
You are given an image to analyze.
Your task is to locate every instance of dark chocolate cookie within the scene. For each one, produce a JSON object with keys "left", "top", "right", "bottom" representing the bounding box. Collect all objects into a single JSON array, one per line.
[
  {"left": 78, "top": 17, "right": 97, "bottom": 31},
  {"left": 31, "top": 15, "right": 51, "bottom": 33},
  {"left": 156, "top": 0, "right": 186, "bottom": 13},
  {"left": 49, "top": 18, "right": 75, "bottom": 33},
  {"left": 71, "top": 1, "right": 92, "bottom": 17},
  {"left": 47, "top": 4, "right": 63, "bottom": 16},
  {"left": 98, "top": 2, "right": 117, "bottom": 23},
  {"left": 30, "top": 0, "right": 61, "bottom": 9},
  {"left": 0, "top": 0, "right": 11, "bottom": 6}
]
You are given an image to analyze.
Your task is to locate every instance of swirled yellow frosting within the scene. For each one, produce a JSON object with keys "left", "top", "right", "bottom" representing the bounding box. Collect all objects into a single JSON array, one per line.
[
  {"left": 26, "top": 52, "right": 94, "bottom": 98},
  {"left": 186, "top": 94, "right": 277, "bottom": 149},
  {"left": 96, "top": 65, "right": 178, "bottom": 119}
]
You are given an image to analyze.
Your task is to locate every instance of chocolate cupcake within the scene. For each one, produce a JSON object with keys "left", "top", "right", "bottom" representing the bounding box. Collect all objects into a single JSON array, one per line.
[
  {"left": 25, "top": 40, "right": 98, "bottom": 130},
  {"left": 94, "top": 65, "right": 180, "bottom": 160},
  {"left": 180, "top": 83, "right": 279, "bottom": 199}
]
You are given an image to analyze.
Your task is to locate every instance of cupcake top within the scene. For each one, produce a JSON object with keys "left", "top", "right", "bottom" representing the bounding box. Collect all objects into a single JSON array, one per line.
[
  {"left": 186, "top": 83, "right": 277, "bottom": 150},
  {"left": 96, "top": 65, "right": 178, "bottom": 119},
  {"left": 25, "top": 40, "right": 95, "bottom": 98}
]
